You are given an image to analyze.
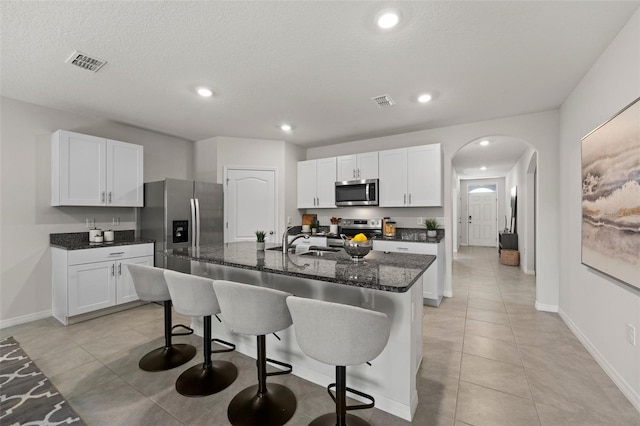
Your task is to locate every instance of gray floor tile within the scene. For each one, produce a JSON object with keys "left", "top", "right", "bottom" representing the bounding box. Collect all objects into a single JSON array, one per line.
[
  {"left": 460, "top": 353, "right": 531, "bottom": 399},
  {"left": 455, "top": 381, "right": 540, "bottom": 426},
  {"left": 462, "top": 334, "right": 522, "bottom": 366},
  {"left": 465, "top": 319, "right": 515, "bottom": 343},
  {"left": 68, "top": 377, "right": 182, "bottom": 426},
  {"left": 49, "top": 360, "right": 119, "bottom": 399}
]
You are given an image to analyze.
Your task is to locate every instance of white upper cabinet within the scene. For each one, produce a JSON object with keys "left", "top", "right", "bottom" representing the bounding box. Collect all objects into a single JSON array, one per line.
[
  {"left": 379, "top": 144, "right": 442, "bottom": 207},
  {"left": 52, "top": 130, "right": 144, "bottom": 207},
  {"left": 297, "top": 157, "right": 336, "bottom": 208},
  {"left": 336, "top": 151, "right": 378, "bottom": 181},
  {"left": 379, "top": 148, "right": 408, "bottom": 206}
]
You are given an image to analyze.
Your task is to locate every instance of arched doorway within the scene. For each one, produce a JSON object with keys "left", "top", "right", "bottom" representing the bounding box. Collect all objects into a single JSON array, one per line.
[{"left": 451, "top": 135, "right": 538, "bottom": 277}]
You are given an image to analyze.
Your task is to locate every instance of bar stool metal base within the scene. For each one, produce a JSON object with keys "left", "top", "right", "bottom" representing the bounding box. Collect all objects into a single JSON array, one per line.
[
  {"left": 227, "top": 383, "right": 296, "bottom": 426},
  {"left": 309, "top": 413, "right": 370, "bottom": 426},
  {"left": 175, "top": 361, "right": 237, "bottom": 397},
  {"left": 138, "top": 344, "right": 197, "bottom": 372}
]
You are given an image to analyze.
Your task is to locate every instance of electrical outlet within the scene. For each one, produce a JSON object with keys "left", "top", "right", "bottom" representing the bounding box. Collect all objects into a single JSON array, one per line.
[
  {"left": 112, "top": 217, "right": 120, "bottom": 226},
  {"left": 626, "top": 323, "right": 636, "bottom": 346},
  {"left": 86, "top": 218, "right": 95, "bottom": 228},
  {"left": 287, "top": 216, "right": 292, "bottom": 225},
  {"left": 417, "top": 217, "right": 423, "bottom": 225}
]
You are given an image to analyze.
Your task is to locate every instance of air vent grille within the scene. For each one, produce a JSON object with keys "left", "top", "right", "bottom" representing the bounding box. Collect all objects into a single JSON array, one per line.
[
  {"left": 371, "top": 94, "right": 395, "bottom": 108},
  {"left": 65, "top": 51, "right": 107, "bottom": 72}
]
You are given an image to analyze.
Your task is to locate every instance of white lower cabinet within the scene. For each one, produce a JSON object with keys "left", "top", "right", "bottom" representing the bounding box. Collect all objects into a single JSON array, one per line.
[
  {"left": 372, "top": 239, "right": 444, "bottom": 306},
  {"left": 52, "top": 243, "right": 153, "bottom": 324}
]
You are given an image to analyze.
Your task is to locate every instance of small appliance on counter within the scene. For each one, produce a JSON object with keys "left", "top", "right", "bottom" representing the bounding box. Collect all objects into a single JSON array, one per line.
[
  {"left": 103, "top": 230, "right": 114, "bottom": 242},
  {"left": 88, "top": 228, "right": 102, "bottom": 242},
  {"left": 383, "top": 218, "right": 396, "bottom": 239}
]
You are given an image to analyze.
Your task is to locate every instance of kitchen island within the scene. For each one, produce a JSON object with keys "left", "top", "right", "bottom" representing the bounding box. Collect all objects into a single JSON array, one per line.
[{"left": 165, "top": 242, "right": 435, "bottom": 421}]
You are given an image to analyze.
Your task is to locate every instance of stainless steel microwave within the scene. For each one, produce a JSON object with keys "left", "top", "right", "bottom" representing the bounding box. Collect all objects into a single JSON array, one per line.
[{"left": 335, "top": 179, "right": 379, "bottom": 206}]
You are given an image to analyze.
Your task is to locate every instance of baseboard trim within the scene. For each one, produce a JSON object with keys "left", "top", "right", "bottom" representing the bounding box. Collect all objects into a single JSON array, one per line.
[
  {"left": 534, "top": 301, "right": 558, "bottom": 312},
  {"left": 524, "top": 268, "right": 536, "bottom": 275},
  {"left": 559, "top": 308, "right": 640, "bottom": 413},
  {"left": 443, "top": 290, "right": 453, "bottom": 298},
  {"left": 0, "top": 310, "right": 52, "bottom": 329}
]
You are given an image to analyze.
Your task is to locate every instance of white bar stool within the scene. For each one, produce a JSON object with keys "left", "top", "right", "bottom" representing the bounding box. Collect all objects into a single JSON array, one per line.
[
  {"left": 164, "top": 270, "right": 238, "bottom": 397},
  {"left": 286, "top": 296, "right": 391, "bottom": 426},
  {"left": 126, "top": 264, "right": 196, "bottom": 371},
  {"left": 212, "top": 280, "right": 296, "bottom": 426}
]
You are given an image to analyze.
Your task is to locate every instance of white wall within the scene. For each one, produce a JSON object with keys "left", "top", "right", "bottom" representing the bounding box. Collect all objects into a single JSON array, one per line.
[
  {"left": 504, "top": 147, "right": 537, "bottom": 274},
  {"left": 0, "top": 96, "right": 194, "bottom": 326},
  {"left": 307, "top": 110, "right": 560, "bottom": 308},
  {"left": 558, "top": 9, "right": 640, "bottom": 410},
  {"left": 193, "top": 136, "right": 305, "bottom": 239}
]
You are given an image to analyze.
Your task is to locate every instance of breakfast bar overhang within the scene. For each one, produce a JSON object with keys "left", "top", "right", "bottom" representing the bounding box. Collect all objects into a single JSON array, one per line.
[{"left": 166, "top": 242, "right": 436, "bottom": 421}]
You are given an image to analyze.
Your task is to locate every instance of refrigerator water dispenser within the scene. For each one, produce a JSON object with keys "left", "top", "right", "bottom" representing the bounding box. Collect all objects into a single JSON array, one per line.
[{"left": 173, "top": 220, "right": 189, "bottom": 243}]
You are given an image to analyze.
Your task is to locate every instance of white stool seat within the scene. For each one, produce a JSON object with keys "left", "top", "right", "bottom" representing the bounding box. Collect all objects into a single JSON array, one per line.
[
  {"left": 212, "top": 280, "right": 296, "bottom": 426},
  {"left": 126, "top": 263, "right": 171, "bottom": 302},
  {"left": 286, "top": 296, "right": 391, "bottom": 426},
  {"left": 212, "top": 280, "right": 292, "bottom": 335},
  {"left": 164, "top": 269, "right": 221, "bottom": 317},
  {"left": 125, "top": 264, "right": 196, "bottom": 372},
  {"left": 286, "top": 297, "right": 391, "bottom": 366},
  {"left": 163, "top": 270, "right": 237, "bottom": 397}
]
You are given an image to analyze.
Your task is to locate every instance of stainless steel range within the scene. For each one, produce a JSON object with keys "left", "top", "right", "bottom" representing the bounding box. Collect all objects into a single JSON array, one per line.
[{"left": 339, "top": 218, "right": 383, "bottom": 239}]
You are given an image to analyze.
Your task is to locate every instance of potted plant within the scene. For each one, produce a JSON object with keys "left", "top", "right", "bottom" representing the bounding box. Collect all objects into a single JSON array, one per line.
[
  {"left": 329, "top": 217, "right": 341, "bottom": 235},
  {"left": 255, "top": 230, "right": 267, "bottom": 250},
  {"left": 310, "top": 219, "right": 319, "bottom": 235},
  {"left": 425, "top": 219, "right": 439, "bottom": 238}
]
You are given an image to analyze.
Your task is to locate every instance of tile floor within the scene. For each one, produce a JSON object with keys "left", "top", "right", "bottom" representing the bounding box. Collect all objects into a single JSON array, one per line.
[{"left": 2, "top": 246, "right": 639, "bottom": 425}]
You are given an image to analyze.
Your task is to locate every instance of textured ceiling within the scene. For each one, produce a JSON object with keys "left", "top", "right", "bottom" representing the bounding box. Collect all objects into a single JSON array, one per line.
[{"left": 1, "top": 1, "right": 638, "bottom": 155}]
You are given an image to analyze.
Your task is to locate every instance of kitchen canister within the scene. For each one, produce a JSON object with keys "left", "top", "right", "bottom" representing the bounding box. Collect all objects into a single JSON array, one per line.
[
  {"left": 103, "top": 230, "right": 114, "bottom": 242},
  {"left": 89, "top": 228, "right": 103, "bottom": 242}
]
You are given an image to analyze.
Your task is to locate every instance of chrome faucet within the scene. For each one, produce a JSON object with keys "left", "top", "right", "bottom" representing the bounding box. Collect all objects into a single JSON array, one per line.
[{"left": 282, "top": 225, "right": 310, "bottom": 253}]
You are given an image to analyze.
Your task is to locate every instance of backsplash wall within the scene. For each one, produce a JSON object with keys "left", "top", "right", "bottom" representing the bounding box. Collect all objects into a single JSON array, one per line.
[{"left": 302, "top": 206, "right": 445, "bottom": 229}]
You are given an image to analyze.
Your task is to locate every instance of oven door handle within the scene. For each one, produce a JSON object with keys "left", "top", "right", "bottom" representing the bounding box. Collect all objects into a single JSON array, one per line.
[{"left": 365, "top": 183, "right": 370, "bottom": 202}]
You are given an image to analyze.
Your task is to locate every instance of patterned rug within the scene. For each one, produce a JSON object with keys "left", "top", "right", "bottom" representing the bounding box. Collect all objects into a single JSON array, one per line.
[{"left": 0, "top": 336, "right": 85, "bottom": 425}]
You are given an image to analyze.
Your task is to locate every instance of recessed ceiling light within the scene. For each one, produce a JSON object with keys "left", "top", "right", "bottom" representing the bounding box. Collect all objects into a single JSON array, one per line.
[
  {"left": 480, "top": 166, "right": 487, "bottom": 171},
  {"left": 197, "top": 87, "right": 213, "bottom": 97},
  {"left": 480, "top": 140, "right": 490, "bottom": 146},
  {"left": 377, "top": 11, "right": 399, "bottom": 29},
  {"left": 280, "top": 124, "right": 292, "bottom": 132},
  {"left": 418, "top": 94, "right": 432, "bottom": 103}
]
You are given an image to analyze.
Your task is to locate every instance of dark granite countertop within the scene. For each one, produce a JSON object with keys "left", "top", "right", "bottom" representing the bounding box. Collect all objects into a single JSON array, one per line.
[
  {"left": 165, "top": 241, "right": 435, "bottom": 293},
  {"left": 50, "top": 231, "right": 154, "bottom": 250}
]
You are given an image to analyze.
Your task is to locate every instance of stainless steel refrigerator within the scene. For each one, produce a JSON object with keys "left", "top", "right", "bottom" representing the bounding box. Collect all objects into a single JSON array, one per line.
[{"left": 139, "top": 178, "right": 223, "bottom": 272}]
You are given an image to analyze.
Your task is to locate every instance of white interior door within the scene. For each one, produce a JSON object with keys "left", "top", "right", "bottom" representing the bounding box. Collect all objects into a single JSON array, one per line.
[
  {"left": 468, "top": 192, "right": 497, "bottom": 247},
  {"left": 226, "top": 169, "right": 276, "bottom": 243}
]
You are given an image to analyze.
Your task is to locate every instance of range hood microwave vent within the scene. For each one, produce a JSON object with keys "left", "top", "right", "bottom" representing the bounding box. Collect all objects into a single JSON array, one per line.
[
  {"left": 371, "top": 94, "right": 395, "bottom": 108},
  {"left": 65, "top": 51, "right": 107, "bottom": 72}
]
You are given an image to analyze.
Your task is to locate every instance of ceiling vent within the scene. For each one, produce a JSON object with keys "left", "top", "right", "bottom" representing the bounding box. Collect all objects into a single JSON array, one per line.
[
  {"left": 371, "top": 94, "right": 396, "bottom": 108},
  {"left": 65, "top": 51, "right": 107, "bottom": 72}
]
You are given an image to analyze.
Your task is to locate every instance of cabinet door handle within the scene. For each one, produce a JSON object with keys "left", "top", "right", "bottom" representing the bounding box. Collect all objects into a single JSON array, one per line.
[
  {"left": 408, "top": 193, "right": 411, "bottom": 205},
  {"left": 397, "top": 247, "right": 409, "bottom": 251},
  {"left": 111, "top": 264, "right": 115, "bottom": 276},
  {"left": 357, "top": 168, "right": 360, "bottom": 178},
  {"left": 101, "top": 191, "right": 105, "bottom": 203},
  {"left": 118, "top": 264, "right": 122, "bottom": 276},
  {"left": 316, "top": 197, "right": 319, "bottom": 206},
  {"left": 353, "top": 169, "right": 356, "bottom": 178},
  {"left": 108, "top": 192, "right": 112, "bottom": 204},
  {"left": 109, "top": 251, "right": 125, "bottom": 256},
  {"left": 404, "top": 194, "right": 407, "bottom": 205}
]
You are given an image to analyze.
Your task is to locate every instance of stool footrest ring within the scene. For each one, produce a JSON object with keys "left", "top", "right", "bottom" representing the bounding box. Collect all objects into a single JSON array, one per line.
[
  {"left": 327, "top": 383, "right": 375, "bottom": 411},
  {"left": 171, "top": 324, "right": 194, "bottom": 336},
  {"left": 265, "top": 358, "right": 293, "bottom": 376},
  {"left": 211, "top": 338, "right": 236, "bottom": 354}
]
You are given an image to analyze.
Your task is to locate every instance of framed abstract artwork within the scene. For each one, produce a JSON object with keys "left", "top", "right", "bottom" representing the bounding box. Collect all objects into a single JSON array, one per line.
[{"left": 581, "top": 96, "right": 640, "bottom": 289}]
